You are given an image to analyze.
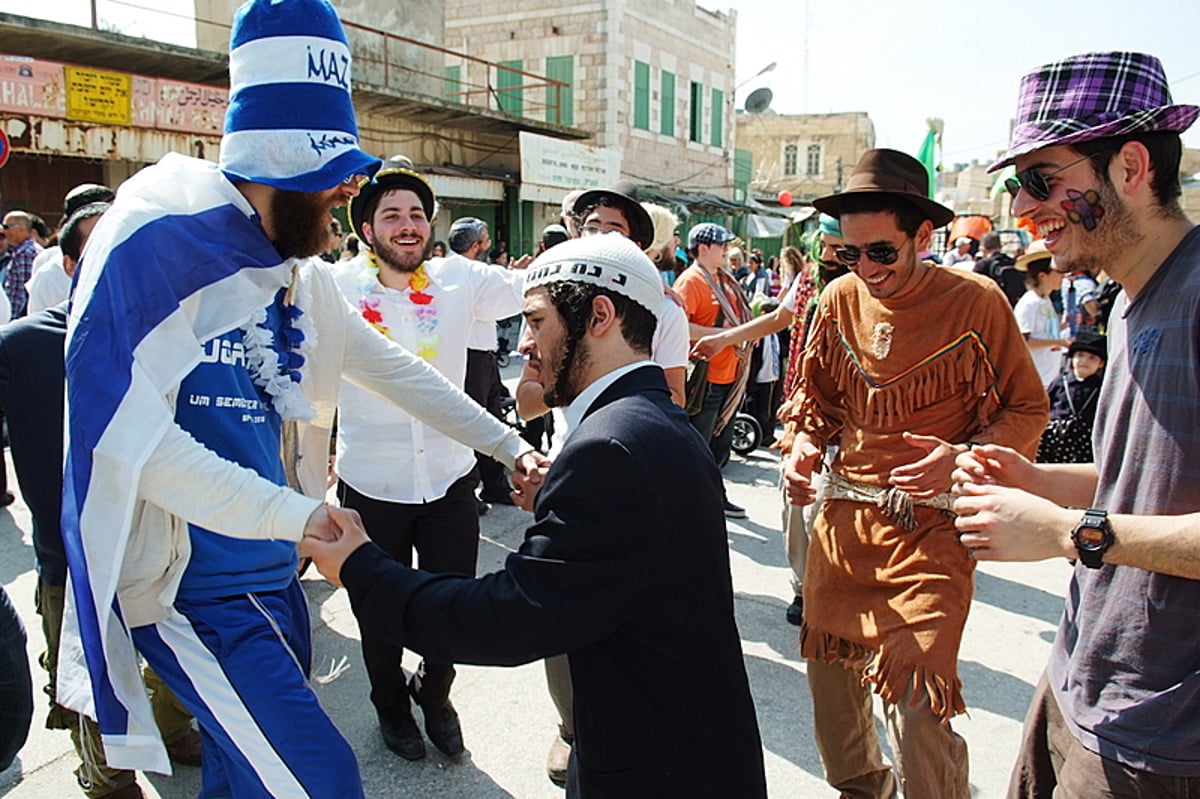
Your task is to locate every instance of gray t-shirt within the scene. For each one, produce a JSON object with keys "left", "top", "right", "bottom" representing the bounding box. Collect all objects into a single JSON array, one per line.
[{"left": 1049, "top": 226, "right": 1200, "bottom": 776}]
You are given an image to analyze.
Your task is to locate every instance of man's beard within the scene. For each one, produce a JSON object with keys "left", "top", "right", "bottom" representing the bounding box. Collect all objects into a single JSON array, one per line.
[
  {"left": 818, "top": 260, "right": 848, "bottom": 285},
  {"left": 271, "top": 189, "right": 335, "bottom": 259},
  {"left": 373, "top": 233, "right": 433, "bottom": 274},
  {"left": 543, "top": 332, "right": 590, "bottom": 408},
  {"left": 657, "top": 245, "right": 678, "bottom": 273}
]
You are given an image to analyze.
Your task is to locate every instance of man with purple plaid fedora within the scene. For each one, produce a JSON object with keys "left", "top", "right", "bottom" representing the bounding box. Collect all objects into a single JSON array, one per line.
[{"left": 953, "top": 51, "right": 1200, "bottom": 797}]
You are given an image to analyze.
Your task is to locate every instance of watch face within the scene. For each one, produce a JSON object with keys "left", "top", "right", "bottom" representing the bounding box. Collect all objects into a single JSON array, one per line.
[{"left": 1075, "top": 525, "right": 1106, "bottom": 549}]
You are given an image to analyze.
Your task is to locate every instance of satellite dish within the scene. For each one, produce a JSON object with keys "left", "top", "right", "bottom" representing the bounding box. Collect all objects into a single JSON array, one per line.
[{"left": 744, "top": 87, "right": 773, "bottom": 114}]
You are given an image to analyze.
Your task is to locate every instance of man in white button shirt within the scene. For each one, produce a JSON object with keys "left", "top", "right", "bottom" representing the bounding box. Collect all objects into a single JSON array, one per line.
[{"left": 333, "top": 167, "right": 527, "bottom": 762}]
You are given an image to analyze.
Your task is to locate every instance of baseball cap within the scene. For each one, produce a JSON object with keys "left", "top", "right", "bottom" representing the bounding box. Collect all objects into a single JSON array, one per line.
[{"left": 687, "top": 222, "right": 736, "bottom": 249}]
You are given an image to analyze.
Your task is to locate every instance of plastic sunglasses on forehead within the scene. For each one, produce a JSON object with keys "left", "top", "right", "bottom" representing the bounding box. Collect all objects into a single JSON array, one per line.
[
  {"left": 833, "top": 242, "right": 904, "bottom": 267},
  {"left": 1004, "top": 152, "right": 1096, "bottom": 202}
]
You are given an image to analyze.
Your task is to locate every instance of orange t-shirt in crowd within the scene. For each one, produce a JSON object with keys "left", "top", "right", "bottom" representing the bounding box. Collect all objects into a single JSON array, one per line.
[{"left": 675, "top": 264, "right": 739, "bottom": 385}]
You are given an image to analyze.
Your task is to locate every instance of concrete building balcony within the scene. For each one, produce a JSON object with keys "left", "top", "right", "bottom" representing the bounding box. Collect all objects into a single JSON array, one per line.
[{"left": 0, "top": 6, "right": 588, "bottom": 142}]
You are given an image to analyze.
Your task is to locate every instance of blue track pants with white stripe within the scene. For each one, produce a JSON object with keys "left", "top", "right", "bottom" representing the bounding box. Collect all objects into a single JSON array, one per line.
[{"left": 132, "top": 579, "right": 363, "bottom": 798}]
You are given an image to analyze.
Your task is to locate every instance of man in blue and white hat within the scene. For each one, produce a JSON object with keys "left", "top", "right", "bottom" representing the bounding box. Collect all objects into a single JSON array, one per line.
[{"left": 57, "top": 1, "right": 544, "bottom": 796}]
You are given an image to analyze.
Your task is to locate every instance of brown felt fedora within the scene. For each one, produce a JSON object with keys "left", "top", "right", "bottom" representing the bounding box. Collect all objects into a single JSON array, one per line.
[{"left": 813, "top": 148, "right": 955, "bottom": 229}]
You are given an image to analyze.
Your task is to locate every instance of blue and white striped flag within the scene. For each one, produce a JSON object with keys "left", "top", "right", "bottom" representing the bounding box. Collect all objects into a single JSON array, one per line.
[{"left": 57, "top": 152, "right": 295, "bottom": 772}]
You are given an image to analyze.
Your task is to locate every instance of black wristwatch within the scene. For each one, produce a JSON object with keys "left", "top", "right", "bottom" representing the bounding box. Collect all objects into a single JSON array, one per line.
[{"left": 1071, "top": 508, "right": 1112, "bottom": 568}]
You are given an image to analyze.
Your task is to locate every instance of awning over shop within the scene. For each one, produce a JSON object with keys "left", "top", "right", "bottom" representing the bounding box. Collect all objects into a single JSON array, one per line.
[
  {"left": 637, "top": 187, "right": 799, "bottom": 220},
  {"left": 744, "top": 213, "right": 789, "bottom": 238},
  {"left": 427, "top": 173, "right": 505, "bottom": 202}
]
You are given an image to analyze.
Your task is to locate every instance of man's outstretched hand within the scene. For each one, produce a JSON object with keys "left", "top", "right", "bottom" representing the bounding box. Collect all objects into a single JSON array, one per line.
[{"left": 511, "top": 450, "right": 551, "bottom": 511}]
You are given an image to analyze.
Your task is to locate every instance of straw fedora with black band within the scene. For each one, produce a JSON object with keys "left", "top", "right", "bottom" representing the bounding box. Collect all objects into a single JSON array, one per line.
[
  {"left": 349, "top": 167, "right": 437, "bottom": 242},
  {"left": 812, "top": 149, "right": 955, "bottom": 229},
  {"left": 1014, "top": 240, "right": 1053, "bottom": 272}
]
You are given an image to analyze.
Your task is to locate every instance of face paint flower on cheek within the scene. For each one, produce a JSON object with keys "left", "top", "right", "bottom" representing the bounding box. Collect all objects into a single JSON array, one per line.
[{"left": 1061, "top": 189, "right": 1105, "bottom": 232}]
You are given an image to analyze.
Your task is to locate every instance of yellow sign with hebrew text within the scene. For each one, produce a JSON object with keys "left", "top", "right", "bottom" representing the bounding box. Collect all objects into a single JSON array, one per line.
[{"left": 65, "top": 66, "right": 132, "bottom": 125}]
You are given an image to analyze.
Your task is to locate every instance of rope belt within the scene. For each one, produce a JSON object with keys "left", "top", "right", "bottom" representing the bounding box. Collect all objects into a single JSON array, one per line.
[{"left": 825, "top": 473, "right": 956, "bottom": 532}]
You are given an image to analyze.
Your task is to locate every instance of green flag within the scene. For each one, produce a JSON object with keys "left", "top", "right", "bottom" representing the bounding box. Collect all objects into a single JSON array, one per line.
[
  {"left": 916, "top": 127, "right": 937, "bottom": 199},
  {"left": 990, "top": 164, "right": 1016, "bottom": 199}
]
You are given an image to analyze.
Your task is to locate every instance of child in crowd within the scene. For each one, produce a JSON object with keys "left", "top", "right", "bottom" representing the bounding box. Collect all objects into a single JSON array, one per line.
[
  {"left": 1036, "top": 331, "right": 1106, "bottom": 463},
  {"left": 1012, "top": 240, "right": 1069, "bottom": 387}
]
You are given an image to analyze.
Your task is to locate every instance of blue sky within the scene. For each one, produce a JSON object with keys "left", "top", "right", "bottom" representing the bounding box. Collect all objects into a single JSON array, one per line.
[{"left": 731, "top": 0, "right": 1200, "bottom": 166}]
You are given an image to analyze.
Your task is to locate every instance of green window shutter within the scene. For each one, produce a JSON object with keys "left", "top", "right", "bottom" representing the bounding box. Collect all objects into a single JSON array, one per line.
[
  {"left": 633, "top": 61, "right": 650, "bottom": 130},
  {"left": 660, "top": 71, "right": 675, "bottom": 136},
  {"left": 734, "top": 148, "right": 752, "bottom": 203},
  {"left": 544, "top": 55, "right": 574, "bottom": 125},
  {"left": 444, "top": 66, "right": 462, "bottom": 104},
  {"left": 711, "top": 88, "right": 724, "bottom": 147},
  {"left": 689, "top": 81, "right": 703, "bottom": 142},
  {"left": 497, "top": 59, "right": 524, "bottom": 115}
]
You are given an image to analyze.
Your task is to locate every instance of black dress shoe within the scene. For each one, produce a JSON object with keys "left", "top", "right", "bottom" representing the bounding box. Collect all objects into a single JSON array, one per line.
[
  {"left": 379, "top": 713, "right": 426, "bottom": 760},
  {"left": 418, "top": 698, "right": 464, "bottom": 756},
  {"left": 411, "top": 679, "right": 464, "bottom": 757},
  {"left": 785, "top": 595, "right": 804, "bottom": 626}
]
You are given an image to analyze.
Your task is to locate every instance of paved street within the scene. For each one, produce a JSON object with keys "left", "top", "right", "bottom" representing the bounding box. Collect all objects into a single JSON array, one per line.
[{"left": 0, "top": 388, "right": 1073, "bottom": 797}]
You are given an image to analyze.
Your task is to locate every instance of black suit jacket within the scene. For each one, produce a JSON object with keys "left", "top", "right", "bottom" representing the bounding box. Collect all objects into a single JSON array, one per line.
[
  {"left": 343, "top": 364, "right": 766, "bottom": 798},
  {"left": 0, "top": 304, "right": 69, "bottom": 585}
]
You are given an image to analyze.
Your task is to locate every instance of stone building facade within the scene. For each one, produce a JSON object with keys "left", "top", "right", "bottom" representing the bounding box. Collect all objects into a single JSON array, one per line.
[
  {"left": 735, "top": 111, "right": 875, "bottom": 203},
  {"left": 444, "top": 1, "right": 738, "bottom": 198}
]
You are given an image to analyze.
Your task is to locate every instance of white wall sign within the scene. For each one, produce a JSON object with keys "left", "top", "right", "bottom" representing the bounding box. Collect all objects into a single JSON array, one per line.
[{"left": 519, "top": 131, "right": 621, "bottom": 202}]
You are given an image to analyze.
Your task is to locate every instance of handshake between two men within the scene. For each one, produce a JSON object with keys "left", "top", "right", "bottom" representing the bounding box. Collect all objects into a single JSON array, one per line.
[{"left": 300, "top": 450, "right": 550, "bottom": 586}]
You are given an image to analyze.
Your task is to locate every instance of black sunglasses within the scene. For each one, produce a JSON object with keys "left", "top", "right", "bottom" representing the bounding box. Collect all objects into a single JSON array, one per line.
[
  {"left": 834, "top": 242, "right": 904, "bottom": 267},
  {"left": 1004, "top": 152, "right": 1096, "bottom": 202}
]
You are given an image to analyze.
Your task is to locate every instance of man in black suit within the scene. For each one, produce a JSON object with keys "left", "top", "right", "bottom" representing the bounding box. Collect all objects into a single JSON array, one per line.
[{"left": 306, "top": 233, "right": 766, "bottom": 798}]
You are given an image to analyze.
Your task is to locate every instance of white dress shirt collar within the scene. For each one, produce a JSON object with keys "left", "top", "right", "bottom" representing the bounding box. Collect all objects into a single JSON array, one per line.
[{"left": 561, "top": 360, "right": 655, "bottom": 443}]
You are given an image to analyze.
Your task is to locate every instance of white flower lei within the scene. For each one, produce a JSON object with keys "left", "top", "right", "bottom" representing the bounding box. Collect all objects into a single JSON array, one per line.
[{"left": 241, "top": 271, "right": 317, "bottom": 422}]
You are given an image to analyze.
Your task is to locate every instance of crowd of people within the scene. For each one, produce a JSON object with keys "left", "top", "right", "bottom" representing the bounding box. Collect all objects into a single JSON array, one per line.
[{"left": 0, "top": 1, "right": 1197, "bottom": 796}]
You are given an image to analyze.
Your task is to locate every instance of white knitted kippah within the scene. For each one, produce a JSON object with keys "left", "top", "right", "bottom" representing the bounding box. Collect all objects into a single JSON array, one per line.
[
  {"left": 220, "top": 0, "right": 381, "bottom": 192},
  {"left": 524, "top": 234, "right": 663, "bottom": 321}
]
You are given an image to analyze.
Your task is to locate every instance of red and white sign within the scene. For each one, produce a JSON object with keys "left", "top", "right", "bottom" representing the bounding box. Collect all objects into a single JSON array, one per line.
[
  {"left": 0, "top": 128, "right": 10, "bottom": 169},
  {"left": 1, "top": 54, "right": 228, "bottom": 137}
]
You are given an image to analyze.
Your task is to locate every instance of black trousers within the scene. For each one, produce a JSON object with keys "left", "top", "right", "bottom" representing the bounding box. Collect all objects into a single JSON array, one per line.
[
  {"left": 465, "top": 348, "right": 510, "bottom": 498},
  {"left": 337, "top": 470, "right": 480, "bottom": 717},
  {"left": 0, "top": 586, "right": 32, "bottom": 771}
]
